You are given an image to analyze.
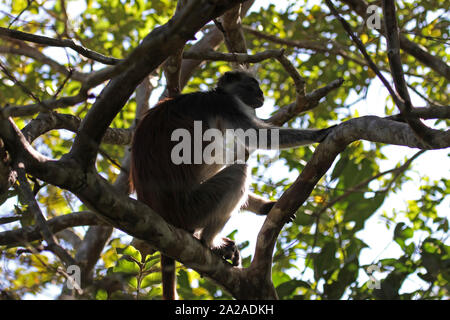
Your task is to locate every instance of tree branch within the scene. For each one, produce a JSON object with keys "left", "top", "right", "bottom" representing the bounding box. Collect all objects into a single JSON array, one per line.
[
  {"left": 21, "top": 112, "right": 133, "bottom": 145},
  {"left": 0, "top": 43, "right": 87, "bottom": 81},
  {"left": 0, "top": 27, "right": 121, "bottom": 65},
  {"left": 389, "top": 105, "right": 450, "bottom": 120},
  {"left": 183, "top": 48, "right": 284, "bottom": 63},
  {"left": 1, "top": 111, "right": 449, "bottom": 299},
  {"left": 250, "top": 116, "right": 449, "bottom": 283},
  {"left": 267, "top": 78, "right": 344, "bottom": 126},
  {"left": 341, "top": 0, "right": 450, "bottom": 80},
  {"left": 242, "top": 25, "right": 368, "bottom": 66},
  {"left": 218, "top": 2, "right": 248, "bottom": 68},
  {"left": 161, "top": 0, "right": 188, "bottom": 99},
  {"left": 14, "top": 163, "right": 76, "bottom": 267},
  {"left": 0, "top": 92, "right": 89, "bottom": 119},
  {"left": 0, "top": 211, "right": 102, "bottom": 247},
  {"left": 178, "top": 0, "right": 255, "bottom": 89},
  {"left": 381, "top": 0, "right": 441, "bottom": 148},
  {"left": 326, "top": 0, "right": 446, "bottom": 148},
  {"left": 313, "top": 150, "right": 425, "bottom": 218}
]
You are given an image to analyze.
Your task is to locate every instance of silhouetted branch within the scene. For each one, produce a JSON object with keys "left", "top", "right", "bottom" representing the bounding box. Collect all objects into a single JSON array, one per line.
[{"left": 0, "top": 27, "right": 121, "bottom": 65}]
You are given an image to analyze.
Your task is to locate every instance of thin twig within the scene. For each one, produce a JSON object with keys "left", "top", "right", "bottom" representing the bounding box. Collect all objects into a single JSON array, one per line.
[
  {"left": 324, "top": 0, "right": 403, "bottom": 108},
  {"left": 7, "top": 0, "right": 34, "bottom": 28},
  {"left": 313, "top": 150, "right": 425, "bottom": 218},
  {"left": 0, "top": 61, "right": 48, "bottom": 109},
  {"left": 14, "top": 162, "right": 76, "bottom": 267}
]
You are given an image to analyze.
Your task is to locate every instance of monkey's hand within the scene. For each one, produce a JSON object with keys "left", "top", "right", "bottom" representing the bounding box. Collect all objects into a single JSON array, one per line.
[{"left": 212, "top": 238, "right": 241, "bottom": 267}]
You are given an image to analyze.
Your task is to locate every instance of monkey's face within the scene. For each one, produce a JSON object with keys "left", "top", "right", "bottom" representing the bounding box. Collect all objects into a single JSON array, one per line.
[
  {"left": 235, "top": 77, "right": 265, "bottom": 109},
  {"left": 218, "top": 71, "right": 265, "bottom": 109}
]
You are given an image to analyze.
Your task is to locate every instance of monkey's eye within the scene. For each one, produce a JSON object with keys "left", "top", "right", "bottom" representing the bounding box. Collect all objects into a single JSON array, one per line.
[{"left": 243, "top": 84, "right": 258, "bottom": 92}]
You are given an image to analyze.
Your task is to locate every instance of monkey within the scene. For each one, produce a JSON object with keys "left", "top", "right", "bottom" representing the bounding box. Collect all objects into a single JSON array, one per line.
[{"left": 130, "top": 70, "right": 333, "bottom": 299}]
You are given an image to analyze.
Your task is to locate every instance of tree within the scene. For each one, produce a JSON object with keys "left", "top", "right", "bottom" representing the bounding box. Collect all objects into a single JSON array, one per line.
[{"left": 0, "top": 0, "right": 448, "bottom": 300}]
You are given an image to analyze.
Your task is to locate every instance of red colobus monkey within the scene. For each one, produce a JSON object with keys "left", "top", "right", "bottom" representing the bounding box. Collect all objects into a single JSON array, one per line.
[{"left": 130, "top": 71, "right": 332, "bottom": 299}]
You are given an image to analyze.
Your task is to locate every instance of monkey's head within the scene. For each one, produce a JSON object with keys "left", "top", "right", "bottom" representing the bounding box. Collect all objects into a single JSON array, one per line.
[{"left": 217, "top": 71, "right": 264, "bottom": 109}]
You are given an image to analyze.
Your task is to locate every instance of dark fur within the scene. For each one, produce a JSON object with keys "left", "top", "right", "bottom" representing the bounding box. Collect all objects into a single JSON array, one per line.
[{"left": 130, "top": 71, "right": 333, "bottom": 300}]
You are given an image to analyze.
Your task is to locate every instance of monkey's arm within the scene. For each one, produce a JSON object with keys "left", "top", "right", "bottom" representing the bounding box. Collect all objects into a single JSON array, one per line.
[
  {"left": 274, "top": 126, "right": 333, "bottom": 149},
  {"left": 228, "top": 112, "right": 334, "bottom": 150}
]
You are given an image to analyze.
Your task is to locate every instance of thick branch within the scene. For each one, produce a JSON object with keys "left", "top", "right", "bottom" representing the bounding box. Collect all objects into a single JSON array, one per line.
[
  {"left": 382, "top": 0, "right": 412, "bottom": 108},
  {"left": 183, "top": 48, "right": 283, "bottom": 63},
  {"left": 218, "top": 2, "right": 248, "bottom": 69},
  {"left": 161, "top": 0, "right": 188, "bottom": 98},
  {"left": 179, "top": 0, "right": 254, "bottom": 88},
  {"left": 397, "top": 105, "right": 450, "bottom": 120},
  {"left": 381, "top": 0, "right": 441, "bottom": 147},
  {"left": 1, "top": 111, "right": 449, "bottom": 299},
  {"left": 68, "top": 77, "right": 154, "bottom": 291},
  {"left": 250, "top": 116, "right": 449, "bottom": 280}
]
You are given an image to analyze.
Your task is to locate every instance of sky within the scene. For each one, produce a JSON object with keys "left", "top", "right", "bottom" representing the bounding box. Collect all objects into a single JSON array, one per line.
[{"left": 0, "top": 0, "right": 448, "bottom": 299}]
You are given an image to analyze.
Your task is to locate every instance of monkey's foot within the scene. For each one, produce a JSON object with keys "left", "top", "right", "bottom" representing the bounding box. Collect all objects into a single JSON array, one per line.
[{"left": 212, "top": 238, "right": 241, "bottom": 266}]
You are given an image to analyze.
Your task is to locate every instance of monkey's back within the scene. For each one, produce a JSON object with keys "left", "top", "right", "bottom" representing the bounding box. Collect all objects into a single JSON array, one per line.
[{"left": 130, "top": 90, "right": 242, "bottom": 228}]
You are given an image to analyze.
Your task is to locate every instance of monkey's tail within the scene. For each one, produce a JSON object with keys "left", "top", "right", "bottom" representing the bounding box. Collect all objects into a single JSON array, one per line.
[{"left": 161, "top": 254, "right": 177, "bottom": 300}]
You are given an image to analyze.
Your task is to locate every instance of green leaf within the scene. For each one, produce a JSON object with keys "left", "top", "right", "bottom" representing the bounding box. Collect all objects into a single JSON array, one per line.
[
  {"left": 323, "top": 261, "right": 359, "bottom": 299},
  {"left": 276, "top": 279, "right": 310, "bottom": 299},
  {"left": 393, "top": 222, "right": 414, "bottom": 251},
  {"left": 141, "top": 272, "right": 161, "bottom": 289},
  {"left": 117, "top": 245, "right": 142, "bottom": 262},
  {"left": 96, "top": 289, "right": 108, "bottom": 300},
  {"left": 344, "top": 193, "right": 385, "bottom": 231},
  {"left": 113, "top": 257, "right": 140, "bottom": 275},
  {"left": 314, "top": 241, "right": 338, "bottom": 281}
]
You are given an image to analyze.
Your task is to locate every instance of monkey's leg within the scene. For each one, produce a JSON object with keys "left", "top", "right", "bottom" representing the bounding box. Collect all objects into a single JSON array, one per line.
[
  {"left": 243, "top": 193, "right": 296, "bottom": 222},
  {"left": 188, "top": 164, "right": 248, "bottom": 265}
]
